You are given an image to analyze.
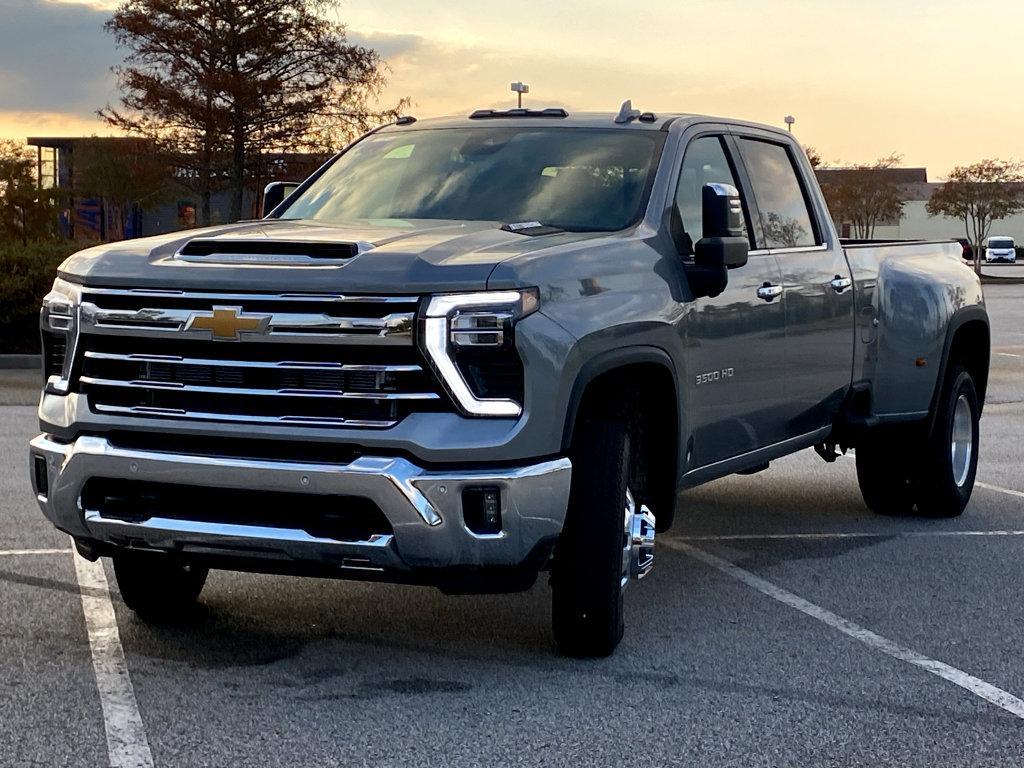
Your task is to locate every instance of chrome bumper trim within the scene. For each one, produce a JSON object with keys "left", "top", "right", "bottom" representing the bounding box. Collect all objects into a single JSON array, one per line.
[{"left": 29, "top": 434, "right": 571, "bottom": 571}]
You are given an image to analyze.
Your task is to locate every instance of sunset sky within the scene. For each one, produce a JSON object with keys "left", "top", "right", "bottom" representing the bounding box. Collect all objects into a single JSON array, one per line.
[{"left": 1, "top": 0, "right": 1021, "bottom": 179}]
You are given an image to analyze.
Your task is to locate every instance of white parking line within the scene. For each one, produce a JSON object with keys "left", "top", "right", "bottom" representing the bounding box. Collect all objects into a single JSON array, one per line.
[
  {"left": 0, "top": 548, "right": 72, "bottom": 556},
  {"left": 681, "top": 530, "right": 1024, "bottom": 541},
  {"left": 669, "top": 541, "right": 1024, "bottom": 721},
  {"left": 838, "top": 452, "right": 1024, "bottom": 502},
  {"left": 995, "top": 352, "right": 1022, "bottom": 358},
  {"left": 976, "top": 481, "right": 1024, "bottom": 500},
  {"left": 72, "top": 552, "right": 154, "bottom": 768}
]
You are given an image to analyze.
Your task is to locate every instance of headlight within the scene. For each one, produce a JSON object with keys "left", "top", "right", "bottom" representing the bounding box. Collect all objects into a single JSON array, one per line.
[
  {"left": 40, "top": 277, "right": 82, "bottom": 393},
  {"left": 422, "top": 289, "right": 539, "bottom": 417}
]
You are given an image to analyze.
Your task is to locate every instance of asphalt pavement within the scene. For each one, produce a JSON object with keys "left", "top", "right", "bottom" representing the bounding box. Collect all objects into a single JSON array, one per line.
[{"left": 1, "top": 284, "right": 1023, "bottom": 766}]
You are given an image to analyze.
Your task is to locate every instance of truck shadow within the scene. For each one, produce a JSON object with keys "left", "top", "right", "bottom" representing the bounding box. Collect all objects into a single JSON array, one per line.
[{"left": 110, "top": 453, "right": 978, "bottom": 672}]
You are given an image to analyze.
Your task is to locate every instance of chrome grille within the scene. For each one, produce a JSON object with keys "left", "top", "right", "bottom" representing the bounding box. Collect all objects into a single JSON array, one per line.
[{"left": 72, "top": 289, "right": 452, "bottom": 429}]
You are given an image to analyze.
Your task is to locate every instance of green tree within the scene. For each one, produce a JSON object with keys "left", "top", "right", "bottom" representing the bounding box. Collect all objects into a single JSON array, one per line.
[
  {"left": 819, "top": 154, "right": 906, "bottom": 239},
  {"left": 927, "top": 159, "right": 1024, "bottom": 274},
  {"left": 0, "top": 140, "right": 57, "bottom": 246},
  {"left": 101, "top": 0, "right": 405, "bottom": 223}
]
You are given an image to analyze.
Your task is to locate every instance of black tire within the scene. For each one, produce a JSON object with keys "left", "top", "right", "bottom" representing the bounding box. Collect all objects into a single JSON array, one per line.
[
  {"left": 112, "top": 552, "right": 208, "bottom": 620},
  {"left": 856, "top": 365, "right": 979, "bottom": 518},
  {"left": 551, "top": 416, "right": 632, "bottom": 657},
  {"left": 855, "top": 430, "right": 918, "bottom": 515},
  {"left": 916, "top": 366, "right": 979, "bottom": 517}
]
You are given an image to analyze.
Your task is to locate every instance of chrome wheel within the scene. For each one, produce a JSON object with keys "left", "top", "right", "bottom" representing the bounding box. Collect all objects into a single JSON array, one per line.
[
  {"left": 621, "top": 488, "right": 656, "bottom": 589},
  {"left": 951, "top": 393, "right": 973, "bottom": 488}
]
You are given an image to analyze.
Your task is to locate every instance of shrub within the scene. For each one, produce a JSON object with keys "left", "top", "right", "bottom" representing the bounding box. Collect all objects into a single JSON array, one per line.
[{"left": 0, "top": 241, "right": 83, "bottom": 354}]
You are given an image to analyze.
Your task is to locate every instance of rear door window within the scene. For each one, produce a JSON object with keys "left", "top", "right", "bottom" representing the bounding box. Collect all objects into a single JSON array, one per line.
[{"left": 736, "top": 138, "right": 820, "bottom": 249}]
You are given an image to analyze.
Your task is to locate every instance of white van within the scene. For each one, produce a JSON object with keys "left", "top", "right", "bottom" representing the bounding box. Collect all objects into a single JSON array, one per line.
[{"left": 985, "top": 236, "right": 1017, "bottom": 263}]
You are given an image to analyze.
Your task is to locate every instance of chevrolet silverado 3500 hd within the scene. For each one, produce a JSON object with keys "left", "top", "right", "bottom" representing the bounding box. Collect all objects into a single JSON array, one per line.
[{"left": 29, "top": 105, "right": 989, "bottom": 656}]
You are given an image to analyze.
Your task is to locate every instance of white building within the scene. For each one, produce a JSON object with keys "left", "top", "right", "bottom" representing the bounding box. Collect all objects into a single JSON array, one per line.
[{"left": 814, "top": 167, "right": 1024, "bottom": 244}]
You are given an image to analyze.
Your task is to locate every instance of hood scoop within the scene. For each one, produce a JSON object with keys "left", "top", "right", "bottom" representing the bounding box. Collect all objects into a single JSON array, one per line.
[{"left": 175, "top": 238, "right": 370, "bottom": 266}]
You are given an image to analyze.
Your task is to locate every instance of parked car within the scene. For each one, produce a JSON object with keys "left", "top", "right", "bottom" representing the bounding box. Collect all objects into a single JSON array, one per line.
[
  {"left": 985, "top": 236, "right": 1017, "bottom": 263},
  {"left": 29, "top": 105, "right": 990, "bottom": 656},
  {"left": 956, "top": 238, "right": 974, "bottom": 262}
]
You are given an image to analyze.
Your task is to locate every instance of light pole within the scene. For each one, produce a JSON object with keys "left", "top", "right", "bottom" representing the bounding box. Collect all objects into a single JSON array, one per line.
[
  {"left": 511, "top": 81, "right": 529, "bottom": 108},
  {"left": 784, "top": 115, "right": 795, "bottom": 132}
]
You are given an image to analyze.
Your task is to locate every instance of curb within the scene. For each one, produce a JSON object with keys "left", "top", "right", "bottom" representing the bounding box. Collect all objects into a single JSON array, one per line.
[
  {"left": 0, "top": 354, "right": 41, "bottom": 370},
  {"left": 980, "top": 275, "right": 1024, "bottom": 285}
]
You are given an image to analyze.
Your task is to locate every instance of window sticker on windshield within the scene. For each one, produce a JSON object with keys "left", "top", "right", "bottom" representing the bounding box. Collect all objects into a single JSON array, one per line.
[{"left": 384, "top": 144, "right": 415, "bottom": 159}]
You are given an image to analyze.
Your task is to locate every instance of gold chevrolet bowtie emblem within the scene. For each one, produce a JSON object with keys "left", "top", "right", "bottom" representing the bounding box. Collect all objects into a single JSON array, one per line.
[{"left": 186, "top": 306, "right": 271, "bottom": 341}]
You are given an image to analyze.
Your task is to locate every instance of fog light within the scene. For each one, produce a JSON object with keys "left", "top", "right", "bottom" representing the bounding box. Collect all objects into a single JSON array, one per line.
[
  {"left": 463, "top": 486, "right": 502, "bottom": 535},
  {"left": 32, "top": 454, "right": 48, "bottom": 496}
]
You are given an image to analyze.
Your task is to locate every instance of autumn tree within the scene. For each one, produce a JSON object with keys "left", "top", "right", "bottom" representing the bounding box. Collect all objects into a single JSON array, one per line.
[
  {"left": 803, "top": 145, "right": 823, "bottom": 169},
  {"left": 74, "top": 138, "right": 179, "bottom": 239},
  {"left": 927, "top": 159, "right": 1024, "bottom": 274},
  {"left": 0, "top": 140, "right": 57, "bottom": 246},
  {"left": 101, "top": 0, "right": 403, "bottom": 224},
  {"left": 819, "top": 154, "right": 906, "bottom": 239}
]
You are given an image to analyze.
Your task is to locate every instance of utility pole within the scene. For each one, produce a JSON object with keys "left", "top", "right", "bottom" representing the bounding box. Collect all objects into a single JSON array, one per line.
[{"left": 511, "top": 81, "right": 529, "bottom": 108}]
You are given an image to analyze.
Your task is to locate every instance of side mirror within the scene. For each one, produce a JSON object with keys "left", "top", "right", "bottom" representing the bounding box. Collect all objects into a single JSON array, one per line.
[
  {"left": 262, "top": 181, "right": 300, "bottom": 218},
  {"left": 701, "top": 183, "right": 745, "bottom": 240},
  {"left": 684, "top": 183, "right": 750, "bottom": 298}
]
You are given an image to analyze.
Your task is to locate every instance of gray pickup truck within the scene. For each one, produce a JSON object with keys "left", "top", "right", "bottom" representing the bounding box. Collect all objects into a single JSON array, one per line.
[{"left": 30, "top": 105, "right": 989, "bottom": 656}]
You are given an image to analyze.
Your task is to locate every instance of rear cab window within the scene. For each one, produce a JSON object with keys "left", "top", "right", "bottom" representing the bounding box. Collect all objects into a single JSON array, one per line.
[{"left": 736, "top": 138, "right": 821, "bottom": 250}]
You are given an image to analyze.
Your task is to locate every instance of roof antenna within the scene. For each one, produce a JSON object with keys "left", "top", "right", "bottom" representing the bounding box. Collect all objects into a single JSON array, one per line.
[{"left": 614, "top": 99, "right": 641, "bottom": 124}]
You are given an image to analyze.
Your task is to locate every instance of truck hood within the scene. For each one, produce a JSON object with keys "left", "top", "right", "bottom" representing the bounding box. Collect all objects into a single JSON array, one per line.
[{"left": 59, "top": 219, "right": 603, "bottom": 294}]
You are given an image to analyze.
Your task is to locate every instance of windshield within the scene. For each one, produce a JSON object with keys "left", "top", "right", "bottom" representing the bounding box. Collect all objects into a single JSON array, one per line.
[
  {"left": 280, "top": 127, "right": 665, "bottom": 232},
  {"left": 990, "top": 238, "right": 1015, "bottom": 249}
]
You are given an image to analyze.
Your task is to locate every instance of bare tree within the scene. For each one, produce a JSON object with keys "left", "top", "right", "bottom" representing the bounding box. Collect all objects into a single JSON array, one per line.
[
  {"left": 803, "top": 145, "right": 823, "bottom": 169},
  {"left": 819, "top": 154, "right": 906, "bottom": 239},
  {"left": 927, "top": 159, "right": 1024, "bottom": 274},
  {"left": 101, "top": 0, "right": 405, "bottom": 223}
]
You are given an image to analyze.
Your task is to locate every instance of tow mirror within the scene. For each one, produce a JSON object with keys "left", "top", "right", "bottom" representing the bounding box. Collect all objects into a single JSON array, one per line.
[
  {"left": 262, "top": 181, "right": 300, "bottom": 217},
  {"left": 684, "top": 183, "right": 750, "bottom": 298},
  {"left": 701, "top": 183, "right": 744, "bottom": 239}
]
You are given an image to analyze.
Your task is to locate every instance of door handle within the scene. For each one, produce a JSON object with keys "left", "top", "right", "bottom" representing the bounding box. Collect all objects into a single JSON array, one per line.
[
  {"left": 830, "top": 275, "right": 852, "bottom": 293},
  {"left": 757, "top": 282, "right": 783, "bottom": 302}
]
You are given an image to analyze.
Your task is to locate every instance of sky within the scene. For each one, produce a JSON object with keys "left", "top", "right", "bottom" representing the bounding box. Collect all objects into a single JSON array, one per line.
[{"left": 1, "top": 0, "right": 1021, "bottom": 179}]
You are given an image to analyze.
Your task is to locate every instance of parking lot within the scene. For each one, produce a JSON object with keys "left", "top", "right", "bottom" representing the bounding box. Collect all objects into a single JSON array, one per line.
[{"left": 1, "top": 283, "right": 1022, "bottom": 767}]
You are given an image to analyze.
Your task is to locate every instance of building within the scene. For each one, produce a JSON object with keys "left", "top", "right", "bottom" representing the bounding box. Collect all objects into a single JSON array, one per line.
[
  {"left": 814, "top": 166, "right": 1024, "bottom": 244},
  {"left": 26, "top": 137, "right": 322, "bottom": 241},
  {"left": 25, "top": 138, "right": 1024, "bottom": 247}
]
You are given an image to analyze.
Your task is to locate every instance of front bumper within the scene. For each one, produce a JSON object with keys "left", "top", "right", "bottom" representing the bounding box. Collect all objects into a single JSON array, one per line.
[{"left": 29, "top": 434, "right": 571, "bottom": 578}]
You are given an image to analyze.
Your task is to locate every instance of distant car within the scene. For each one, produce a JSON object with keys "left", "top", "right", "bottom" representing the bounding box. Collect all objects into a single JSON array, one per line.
[
  {"left": 956, "top": 238, "right": 974, "bottom": 261},
  {"left": 985, "top": 236, "right": 1017, "bottom": 263}
]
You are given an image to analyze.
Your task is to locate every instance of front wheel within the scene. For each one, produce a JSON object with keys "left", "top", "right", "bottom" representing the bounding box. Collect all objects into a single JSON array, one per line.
[{"left": 551, "top": 416, "right": 655, "bottom": 657}]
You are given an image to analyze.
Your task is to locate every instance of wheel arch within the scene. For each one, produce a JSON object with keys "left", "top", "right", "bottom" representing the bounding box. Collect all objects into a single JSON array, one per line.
[
  {"left": 929, "top": 306, "right": 990, "bottom": 432},
  {"left": 562, "top": 346, "right": 682, "bottom": 527}
]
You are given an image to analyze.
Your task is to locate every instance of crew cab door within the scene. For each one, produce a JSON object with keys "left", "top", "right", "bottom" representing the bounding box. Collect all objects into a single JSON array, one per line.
[
  {"left": 731, "top": 132, "right": 855, "bottom": 435},
  {"left": 674, "top": 132, "right": 789, "bottom": 471}
]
